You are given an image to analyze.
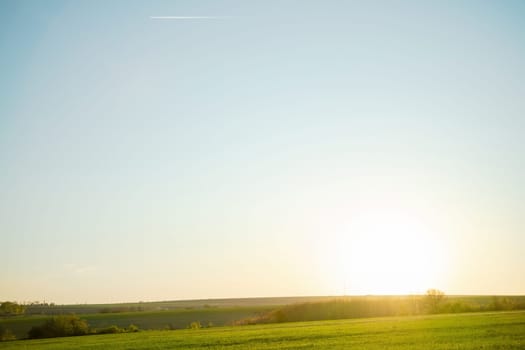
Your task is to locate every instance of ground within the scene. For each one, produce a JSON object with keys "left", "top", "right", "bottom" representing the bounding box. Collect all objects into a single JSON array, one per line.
[{"left": 1, "top": 311, "right": 524, "bottom": 349}]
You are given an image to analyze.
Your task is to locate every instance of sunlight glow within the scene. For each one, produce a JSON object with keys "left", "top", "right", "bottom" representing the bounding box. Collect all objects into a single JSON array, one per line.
[{"left": 331, "top": 208, "right": 445, "bottom": 295}]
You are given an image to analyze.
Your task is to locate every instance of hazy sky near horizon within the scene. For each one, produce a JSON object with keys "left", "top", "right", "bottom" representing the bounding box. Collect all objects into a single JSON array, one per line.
[{"left": 1, "top": 0, "right": 524, "bottom": 304}]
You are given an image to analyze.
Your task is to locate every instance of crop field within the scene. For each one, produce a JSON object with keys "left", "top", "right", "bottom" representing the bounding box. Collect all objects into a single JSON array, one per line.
[
  {"left": 0, "top": 306, "right": 273, "bottom": 339},
  {"left": 23, "top": 296, "right": 335, "bottom": 315},
  {"left": 1, "top": 311, "right": 524, "bottom": 349}
]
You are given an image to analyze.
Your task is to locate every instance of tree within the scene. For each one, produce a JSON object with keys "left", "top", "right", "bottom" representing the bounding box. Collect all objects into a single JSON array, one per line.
[
  {"left": 0, "top": 302, "right": 26, "bottom": 316},
  {"left": 424, "top": 289, "right": 445, "bottom": 313},
  {"left": 28, "top": 315, "right": 90, "bottom": 339}
]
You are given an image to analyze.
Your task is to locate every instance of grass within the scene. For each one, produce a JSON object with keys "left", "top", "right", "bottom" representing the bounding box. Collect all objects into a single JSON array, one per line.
[
  {"left": 1, "top": 311, "right": 524, "bottom": 349},
  {"left": 3, "top": 295, "right": 524, "bottom": 340},
  {"left": 0, "top": 306, "right": 272, "bottom": 339}
]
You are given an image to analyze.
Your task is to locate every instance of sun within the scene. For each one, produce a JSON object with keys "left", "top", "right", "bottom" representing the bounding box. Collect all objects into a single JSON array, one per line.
[{"left": 331, "top": 208, "right": 444, "bottom": 295}]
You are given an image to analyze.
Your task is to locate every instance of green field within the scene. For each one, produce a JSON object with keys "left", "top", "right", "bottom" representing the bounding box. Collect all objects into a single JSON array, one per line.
[
  {"left": 3, "top": 297, "right": 329, "bottom": 339},
  {"left": 22, "top": 296, "right": 335, "bottom": 315},
  {"left": 3, "top": 295, "right": 524, "bottom": 340},
  {"left": 0, "top": 306, "right": 273, "bottom": 339},
  {"left": 1, "top": 311, "right": 524, "bottom": 349}
]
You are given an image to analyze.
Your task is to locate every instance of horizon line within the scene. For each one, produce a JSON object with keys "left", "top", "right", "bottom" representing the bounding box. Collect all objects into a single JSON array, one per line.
[{"left": 14, "top": 293, "right": 525, "bottom": 305}]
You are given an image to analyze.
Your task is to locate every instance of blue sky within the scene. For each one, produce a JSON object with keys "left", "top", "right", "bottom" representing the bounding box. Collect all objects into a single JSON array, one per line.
[{"left": 1, "top": 0, "right": 524, "bottom": 303}]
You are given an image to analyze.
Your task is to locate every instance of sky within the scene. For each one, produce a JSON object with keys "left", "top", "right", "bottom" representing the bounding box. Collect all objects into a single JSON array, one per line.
[{"left": 1, "top": 0, "right": 524, "bottom": 304}]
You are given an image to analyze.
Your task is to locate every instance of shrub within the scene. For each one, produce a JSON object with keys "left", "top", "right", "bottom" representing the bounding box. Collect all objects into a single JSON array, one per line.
[
  {"left": 97, "top": 325, "right": 124, "bottom": 334},
  {"left": 28, "top": 314, "right": 90, "bottom": 339},
  {"left": 188, "top": 321, "right": 202, "bottom": 329},
  {"left": 489, "top": 297, "right": 518, "bottom": 311},
  {"left": 0, "top": 326, "right": 16, "bottom": 341},
  {"left": 96, "top": 324, "right": 140, "bottom": 334},
  {"left": 440, "top": 300, "right": 479, "bottom": 313},
  {"left": 127, "top": 324, "right": 140, "bottom": 333},
  {"left": 237, "top": 298, "right": 410, "bottom": 325}
]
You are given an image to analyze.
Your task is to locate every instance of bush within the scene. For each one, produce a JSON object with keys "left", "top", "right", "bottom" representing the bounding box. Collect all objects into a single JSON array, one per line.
[
  {"left": 237, "top": 298, "right": 412, "bottom": 325},
  {"left": 97, "top": 325, "right": 124, "bottom": 334},
  {"left": 188, "top": 321, "right": 202, "bottom": 329},
  {"left": 127, "top": 324, "right": 140, "bottom": 333},
  {"left": 440, "top": 300, "right": 479, "bottom": 313},
  {"left": 0, "top": 326, "right": 16, "bottom": 341},
  {"left": 28, "top": 315, "right": 90, "bottom": 339},
  {"left": 96, "top": 324, "right": 140, "bottom": 334}
]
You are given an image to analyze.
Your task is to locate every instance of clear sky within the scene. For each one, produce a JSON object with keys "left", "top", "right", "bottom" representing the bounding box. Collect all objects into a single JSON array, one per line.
[{"left": 1, "top": 0, "right": 524, "bottom": 304}]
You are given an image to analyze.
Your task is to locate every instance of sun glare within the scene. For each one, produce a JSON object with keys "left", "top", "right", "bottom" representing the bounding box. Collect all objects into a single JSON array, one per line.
[{"left": 331, "top": 208, "right": 444, "bottom": 295}]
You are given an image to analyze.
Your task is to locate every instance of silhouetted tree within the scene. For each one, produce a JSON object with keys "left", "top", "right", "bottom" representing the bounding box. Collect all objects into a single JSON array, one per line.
[{"left": 424, "top": 289, "right": 445, "bottom": 313}]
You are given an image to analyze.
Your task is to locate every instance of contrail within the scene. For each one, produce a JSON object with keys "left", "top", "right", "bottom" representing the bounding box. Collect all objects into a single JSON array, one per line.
[{"left": 150, "top": 16, "right": 231, "bottom": 20}]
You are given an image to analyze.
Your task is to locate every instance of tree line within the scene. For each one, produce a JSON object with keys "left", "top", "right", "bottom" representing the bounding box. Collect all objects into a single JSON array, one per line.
[
  {"left": 236, "top": 290, "right": 525, "bottom": 325},
  {"left": 0, "top": 302, "right": 26, "bottom": 316}
]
